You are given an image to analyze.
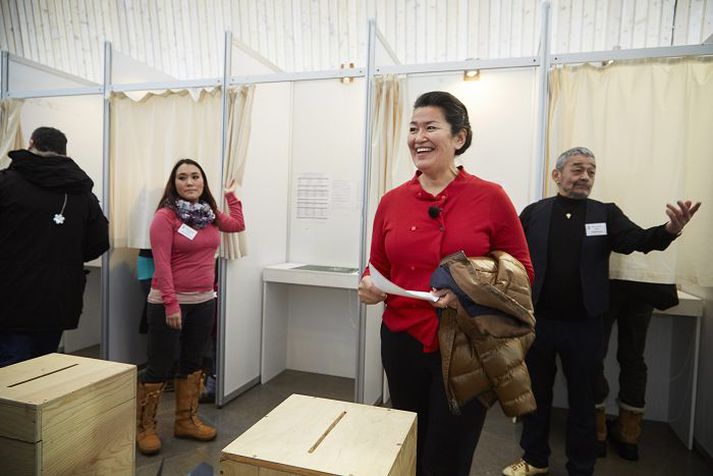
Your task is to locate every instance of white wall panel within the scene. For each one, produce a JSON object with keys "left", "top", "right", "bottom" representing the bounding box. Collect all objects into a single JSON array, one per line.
[
  {"left": 285, "top": 286, "right": 358, "bottom": 378},
  {"left": 223, "top": 81, "right": 292, "bottom": 397},
  {"left": 395, "top": 69, "right": 539, "bottom": 212},
  {"left": 19, "top": 95, "right": 104, "bottom": 199},
  {"left": 287, "top": 78, "right": 364, "bottom": 268},
  {"left": 12, "top": 57, "right": 104, "bottom": 196}
]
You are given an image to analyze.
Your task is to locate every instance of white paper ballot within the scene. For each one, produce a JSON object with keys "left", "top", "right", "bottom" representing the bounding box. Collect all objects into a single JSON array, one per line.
[{"left": 369, "top": 263, "right": 439, "bottom": 302}]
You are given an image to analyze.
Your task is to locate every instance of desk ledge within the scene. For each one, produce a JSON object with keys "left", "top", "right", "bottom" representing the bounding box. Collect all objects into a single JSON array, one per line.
[
  {"left": 656, "top": 290, "right": 704, "bottom": 318},
  {"left": 263, "top": 263, "right": 359, "bottom": 289}
]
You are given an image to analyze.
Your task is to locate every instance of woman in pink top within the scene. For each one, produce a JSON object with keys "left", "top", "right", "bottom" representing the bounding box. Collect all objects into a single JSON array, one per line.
[{"left": 136, "top": 159, "right": 245, "bottom": 456}]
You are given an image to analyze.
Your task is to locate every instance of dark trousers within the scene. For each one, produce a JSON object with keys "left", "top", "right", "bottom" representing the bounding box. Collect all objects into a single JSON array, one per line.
[
  {"left": 520, "top": 319, "right": 601, "bottom": 476},
  {"left": 0, "top": 330, "right": 63, "bottom": 367},
  {"left": 381, "top": 324, "right": 487, "bottom": 476},
  {"left": 138, "top": 279, "right": 152, "bottom": 334},
  {"left": 594, "top": 283, "right": 653, "bottom": 409},
  {"left": 142, "top": 300, "right": 216, "bottom": 383}
]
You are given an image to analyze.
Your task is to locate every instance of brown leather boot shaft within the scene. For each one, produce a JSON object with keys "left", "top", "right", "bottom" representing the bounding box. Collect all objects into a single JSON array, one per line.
[
  {"left": 136, "top": 381, "right": 165, "bottom": 455},
  {"left": 174, "top": 370, "right": 217, "bottom": 441},
  {"left": 596, "top": 406, "right": 607, "bottom": 442},
  {"left": 617, "top": 408, "right": 643, "bottom": 444}
]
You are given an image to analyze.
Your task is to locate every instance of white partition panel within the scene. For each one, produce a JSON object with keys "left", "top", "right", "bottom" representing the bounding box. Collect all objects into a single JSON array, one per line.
[
  {"left": 288, "top": 78, "right": 365, "bottom": 267},
  {"left": 112, "top": 50, "right": 176, "bottom": 83},
  {"left": 359, "top": 29, "right": 401, "bottom": 405},
  {"left": 286, "top": 286, "right": 358, "bottom": 378},
  {"left": 285, "top": 78, "right": 364, "bottom": 384},
  {"left": 8, "top": 58, "right": 98, "bottom": 90},
  {"left": 255, "top": 77, "right": 365, "bottom": 399},
  {"left": 396, "top": 69, "right": 540, "bottom": 212},
  {"left": 64, "top": 266, "right": 102, "bottom": 353},
  {"left": 108, "top": 248, "right": 147, "bottom": 364},
  {"left": 364, "top": 302, "right": 385, "bottom": 404},
  {"left": 222, "top": 82, "right": 291, "bottom": 398},
  {"left": 13, "top": 59, "right": 104, "bottom": 206},
  {"left": 19, "top": 96, "right": 104, "bottom": 203}
]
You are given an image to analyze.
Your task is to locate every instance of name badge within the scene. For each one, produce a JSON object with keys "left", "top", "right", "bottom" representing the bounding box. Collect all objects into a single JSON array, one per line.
[
  {"left": 178, "top": 223, "right": 198, "bottom": 240},
  {"left": 585, "top": 222, "right": 607, "bottom": 237}
]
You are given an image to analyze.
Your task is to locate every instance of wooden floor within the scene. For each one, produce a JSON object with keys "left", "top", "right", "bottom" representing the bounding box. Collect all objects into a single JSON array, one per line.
[{"left": 134, "top": 370, "right": 712, "bottom": 476}]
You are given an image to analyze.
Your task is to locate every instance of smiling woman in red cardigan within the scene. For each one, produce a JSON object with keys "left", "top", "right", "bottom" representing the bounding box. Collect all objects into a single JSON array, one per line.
[{"left": 358, "top": 91, "right": 533, "bottom": 476}]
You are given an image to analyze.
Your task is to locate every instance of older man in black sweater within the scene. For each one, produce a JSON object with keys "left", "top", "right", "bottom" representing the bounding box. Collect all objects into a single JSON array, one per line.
[{"left": 503, "top": 146, "right": 699, "bottom": 476}]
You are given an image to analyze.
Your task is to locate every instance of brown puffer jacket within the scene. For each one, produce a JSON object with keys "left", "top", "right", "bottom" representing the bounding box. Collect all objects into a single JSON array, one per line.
[{"left": 434, "top": 250, "right": 536, "bottom": 417}]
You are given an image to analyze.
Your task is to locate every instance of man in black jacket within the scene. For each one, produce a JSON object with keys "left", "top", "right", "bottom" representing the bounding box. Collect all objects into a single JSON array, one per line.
[
  {"left": 0, "top": 127, "right": 109, "bottom": 367},
  {"left": 502, "top": 146, "right": 699, "bottom": 476}
]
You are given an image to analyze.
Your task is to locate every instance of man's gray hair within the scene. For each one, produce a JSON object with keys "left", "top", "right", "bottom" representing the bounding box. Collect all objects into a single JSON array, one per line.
[{"left": 555, "top": 146, "right": 595, "bottom": 170}]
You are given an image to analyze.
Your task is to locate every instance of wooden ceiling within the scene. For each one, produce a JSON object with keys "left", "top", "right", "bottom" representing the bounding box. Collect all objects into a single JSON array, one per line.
[{"left": 1, "top": 0, "right": 712, "bottom": 83}]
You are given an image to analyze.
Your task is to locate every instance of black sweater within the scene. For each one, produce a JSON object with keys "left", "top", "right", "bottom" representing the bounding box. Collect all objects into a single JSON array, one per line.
[{"left": 520, "top": 195, "right": 676, "bottom": 320}]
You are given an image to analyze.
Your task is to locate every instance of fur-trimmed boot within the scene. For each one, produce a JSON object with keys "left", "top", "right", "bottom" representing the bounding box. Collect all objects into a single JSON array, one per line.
[
  {"left": 174, "top": 370, "right": 217, "bottom": 441},
  {"left": 608, "top": 406, "right": 644, "bottom": 461},
  {"left": 596, "top": 404, "right": 607, "bottom": 457},
  {"left": 136, "top": 381, "right": 165, "bottom": 455}
]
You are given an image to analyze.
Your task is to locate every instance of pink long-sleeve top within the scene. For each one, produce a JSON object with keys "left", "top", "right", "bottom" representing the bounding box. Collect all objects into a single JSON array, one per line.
[{"left": 150, "top": 192, "right": 245, "bottom": 316}]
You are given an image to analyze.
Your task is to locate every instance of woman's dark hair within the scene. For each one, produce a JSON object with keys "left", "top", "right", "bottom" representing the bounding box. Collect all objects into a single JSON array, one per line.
[
  {"left": 30, "top": 127, "right": 68, "bottom": 156},
  {"left": 157, "top": 159, "right": 219, "bottom": 217},
  {"left": 413, "top": 91, "right": 473, "bottom": 155}
]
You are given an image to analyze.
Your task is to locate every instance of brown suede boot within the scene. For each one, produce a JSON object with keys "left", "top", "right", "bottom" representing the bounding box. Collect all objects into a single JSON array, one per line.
[
  {"left": 174, "top": 370, "right": 217, "bottom": 441},
  {"left": 136, "top": 381, "right": 165, "bottom": 455},
  {"left": 608, "top": 407, "right": 644, "bottom": 461},
  {"left": 596, "top": 405, "right": 607, "bottom": 458}
]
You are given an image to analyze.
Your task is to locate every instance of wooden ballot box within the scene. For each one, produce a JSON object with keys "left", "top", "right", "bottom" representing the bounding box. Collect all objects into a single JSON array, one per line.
[
  {"left": 221, "top": 394, "right": 417, "bottom": 476},
  {"left": 0, "top": 353, "right": 137, "bottom": 475}
]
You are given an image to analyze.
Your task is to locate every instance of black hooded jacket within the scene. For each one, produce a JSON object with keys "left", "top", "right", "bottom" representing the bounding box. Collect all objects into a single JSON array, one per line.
[{"left": 0, "top": 149, "right": 109, "bottom": 331}]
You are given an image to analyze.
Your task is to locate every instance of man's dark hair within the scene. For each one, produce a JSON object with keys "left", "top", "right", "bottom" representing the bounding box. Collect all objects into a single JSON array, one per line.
[
  {"left": 30, "top": 127, "right": 68, "bottom": 156},
  {"left": 413, "top": 91, "right": 473, "bottom": 155}
]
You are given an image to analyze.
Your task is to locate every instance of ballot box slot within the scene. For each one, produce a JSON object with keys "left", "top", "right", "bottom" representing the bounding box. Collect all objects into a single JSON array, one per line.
[
  {"left": 6, "top": 364, "right": 79, "bottom": 388},
  {"left": 308, "top": 410, "right": 348, "bottom": 454}
]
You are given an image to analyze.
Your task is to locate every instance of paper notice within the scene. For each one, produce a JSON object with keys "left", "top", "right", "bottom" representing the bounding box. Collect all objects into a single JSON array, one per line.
[{"left": 368, "top": 263, "right": 439, "bottom": 302}]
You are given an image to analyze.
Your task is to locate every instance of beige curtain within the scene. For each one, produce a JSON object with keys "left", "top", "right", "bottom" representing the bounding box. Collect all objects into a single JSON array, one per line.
[
  {"left": 0, "top": 99, "right": 24, "bottom": 169},
  {"left": 371, "top": 75, "right": 405, "bottom": 196},
  {"left": 109, "top": 88, "right": 223, "bottom": 248},
  {"left": 220, "top": 85, "right": 255, "bottom": 259},
  {"left": 548, "top": 58, "right": 713, "bottom": 287}
]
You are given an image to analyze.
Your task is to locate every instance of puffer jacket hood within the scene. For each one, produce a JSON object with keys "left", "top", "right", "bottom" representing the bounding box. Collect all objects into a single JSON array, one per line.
[
  {"left": 432, "top": 250, "right": 537, "bottom": 417},
  {"left": 8, "top": 149, "right": 94, "bottom": 194}
]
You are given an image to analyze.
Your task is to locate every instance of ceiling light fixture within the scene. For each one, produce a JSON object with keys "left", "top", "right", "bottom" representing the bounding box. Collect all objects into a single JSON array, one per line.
[
  {"left": 463, "top": 69, "right": 480, "bottom": 81},
  {"left": 463, "top": 58, "right": 480, "bottom": 82},
  {"left": 340, "top": 62, "right": 355, "bottom": 84}
]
